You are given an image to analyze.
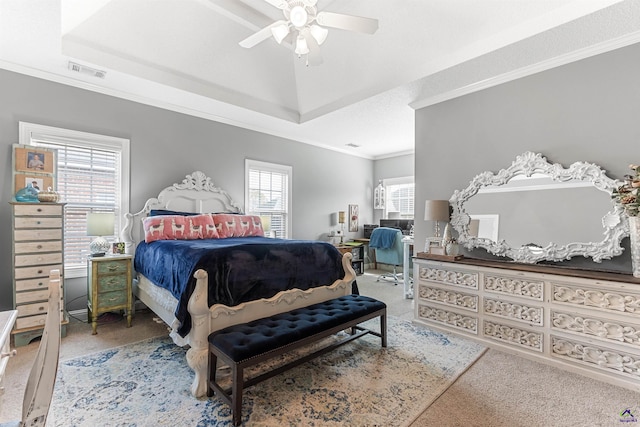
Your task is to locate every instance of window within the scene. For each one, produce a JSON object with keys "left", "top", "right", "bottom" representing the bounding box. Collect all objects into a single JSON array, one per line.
[
  {"left": 384, "top": 177, "right": 414, "bottom": 219},
  {"left": 245, "top": 159, "right": 292, "bottom": 239},
  {"left": 19, "top": 122, "right": 130, "bottom": 278}
]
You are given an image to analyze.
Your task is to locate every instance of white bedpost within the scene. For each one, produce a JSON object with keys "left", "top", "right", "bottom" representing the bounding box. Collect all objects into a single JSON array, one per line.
[{"left": 185, "top": 269, "right": 210, "bottom": 397}]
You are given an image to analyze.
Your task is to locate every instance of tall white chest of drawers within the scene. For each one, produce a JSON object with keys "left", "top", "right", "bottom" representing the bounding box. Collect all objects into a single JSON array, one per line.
[
  {"left": 414, "top": 257, "right": 640, "bottom": 391},
  {"left": 11, "top": 202, "right": 67, "bottom": 346}
]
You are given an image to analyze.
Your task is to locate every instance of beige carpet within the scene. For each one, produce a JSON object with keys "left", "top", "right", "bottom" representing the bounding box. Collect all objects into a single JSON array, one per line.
[{"left": 3, "top": 271, "right": 640, "bottom": 426}]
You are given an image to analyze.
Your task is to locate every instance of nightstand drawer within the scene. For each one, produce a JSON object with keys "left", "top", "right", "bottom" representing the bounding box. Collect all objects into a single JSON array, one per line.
[
  {"left": 96, "top": 291, "right": 128, "bottom": 309},
  {"left": 97, "top": 275, "right": 127, "bottom": 292},
  {"left": 97, "top": 260, "right": 129, "bottom": 275}
]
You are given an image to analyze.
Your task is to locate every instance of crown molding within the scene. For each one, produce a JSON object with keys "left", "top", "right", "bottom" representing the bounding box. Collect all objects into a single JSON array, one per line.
[{"left": 410, "top": 30, "right": 640, "bottom": 110}]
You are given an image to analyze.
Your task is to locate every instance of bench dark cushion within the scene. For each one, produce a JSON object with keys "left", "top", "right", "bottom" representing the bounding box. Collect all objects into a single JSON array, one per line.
[{"left": 208, "top": 294, "right": 386, "bottom": 362}]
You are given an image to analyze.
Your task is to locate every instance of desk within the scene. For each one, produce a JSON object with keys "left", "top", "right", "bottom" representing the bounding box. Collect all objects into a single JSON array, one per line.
[
  {"left": 402, "top": 236, "right": 414, "bottom": 299},
  {"left": 352, "top": 238, "right": 372, "bottom": 269},
  {"left": 0, "top": 310, "right": 18, "bottom": 400}
]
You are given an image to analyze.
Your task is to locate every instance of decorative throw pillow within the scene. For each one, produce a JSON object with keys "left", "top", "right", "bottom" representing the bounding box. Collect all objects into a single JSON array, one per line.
[
  {"left": 143, "top": 214, "right": 218, "bottom": 242},
  {"left": 212, "top": 214, "right": 265, "bottom": 238}
]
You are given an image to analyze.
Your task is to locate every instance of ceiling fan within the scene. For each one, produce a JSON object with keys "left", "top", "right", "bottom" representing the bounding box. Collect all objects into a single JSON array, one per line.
[{"left": 239, "top": 0, "right": 378, "bottom": 66}]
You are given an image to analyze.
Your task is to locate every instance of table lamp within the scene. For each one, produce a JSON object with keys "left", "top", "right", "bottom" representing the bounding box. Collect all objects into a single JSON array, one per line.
[
  {"left": 87, "top": 212, "right": 115, "bottom": 257},
  {"left": 424, "top": 200, "right": 450, "bottom": 251}
]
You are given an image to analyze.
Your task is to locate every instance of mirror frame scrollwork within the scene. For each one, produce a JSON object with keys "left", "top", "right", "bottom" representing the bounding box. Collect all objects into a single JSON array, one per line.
[{"left": 449, "top": 151, "right": 629, "bottom": 264}]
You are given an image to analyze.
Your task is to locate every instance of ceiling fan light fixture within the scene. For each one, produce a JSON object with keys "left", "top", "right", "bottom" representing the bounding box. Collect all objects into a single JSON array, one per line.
[
  {"left": 295, "top": 34, "right": 309, "bottom": 56},
  {"left": 271, "top": 22, "right": 290, "bottom": 44},
  {"left": 289, "top": 5, "right": 308, "bottom": 28},
  {"left": 309, "top": 24, "right": 328, "bottom": 45}
]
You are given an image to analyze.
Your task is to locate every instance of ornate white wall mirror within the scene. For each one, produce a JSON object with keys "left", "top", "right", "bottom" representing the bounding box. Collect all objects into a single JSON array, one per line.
[{"left": 449, "top": 151, "right": 629, "bottom": 264}]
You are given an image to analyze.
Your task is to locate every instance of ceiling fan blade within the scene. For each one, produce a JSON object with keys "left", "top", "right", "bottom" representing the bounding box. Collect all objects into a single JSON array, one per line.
[
  {"left": 301, "top": 28, "right": 323, "bottom": 66},
  {"left": 239, "top": 20, "right": 287, "bottom": 48},
  {"left": 316, "top": 11, "right": 378, "bottom": 34},
  {"left": 263, "top": 0, "right": 289, "bottom": 9}
]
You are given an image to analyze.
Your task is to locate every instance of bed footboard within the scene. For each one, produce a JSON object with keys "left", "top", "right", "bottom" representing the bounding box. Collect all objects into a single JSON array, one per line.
[{"left": 185, "top": 253, "right": 357, "bottom": 397}]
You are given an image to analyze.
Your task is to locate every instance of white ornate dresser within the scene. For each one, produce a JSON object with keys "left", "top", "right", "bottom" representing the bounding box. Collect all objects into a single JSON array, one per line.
[{"left": 414, "top": 257, "right": 640, "bottom": 391}]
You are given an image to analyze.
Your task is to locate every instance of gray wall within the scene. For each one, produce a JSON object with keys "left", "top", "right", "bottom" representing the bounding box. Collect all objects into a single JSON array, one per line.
[
  {"left": 0, "top": 69, "right": 374, "bottom": 311},
  {"left": 414, "top": 42, "right": 640, "bottom": 274}
]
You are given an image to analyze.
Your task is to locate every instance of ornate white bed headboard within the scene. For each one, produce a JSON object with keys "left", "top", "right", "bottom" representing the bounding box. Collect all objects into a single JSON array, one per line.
[{"left": 121, "top": 171, "right": 243, "bottom": 254}]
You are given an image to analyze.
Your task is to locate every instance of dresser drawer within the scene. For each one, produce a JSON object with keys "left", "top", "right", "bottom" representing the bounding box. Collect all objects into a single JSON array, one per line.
[
  {"left": 98, "top": 275, "right": 127, "bottom": 292},
  {"left": 15, "top": 288, "right": 50, "bottom": 305},
  {"left": 15, "top": 311, "right": 64, "bottom": 330},
  {"left": 15, "top": 252, "right": 63, "bottom": 268},
  {"left": 14, "top": 217, "right": 62, "bottom": 229},
  {"left": 14, "top": 264, "right": 63, "bottom": 280},
  {"left": 14, "top": 241, "right": 62, "bottom": 254},
  {"left": 97, "top": 259, "right": 130, "bottom": 275},
  {"left": 97, "top": 291, "right": 128, "bottom": 309},
  {"left": 17, "top": 301, "right": 49, "bottom": 318},
  {"left": 14, "top": 204, "right": 63, "bottom": 217},
  {"left": 14, "top": 229, "right": 62, "bottom": 242},
  {"left": 15, "top": 277, "right": 50, "bottom": 292}
]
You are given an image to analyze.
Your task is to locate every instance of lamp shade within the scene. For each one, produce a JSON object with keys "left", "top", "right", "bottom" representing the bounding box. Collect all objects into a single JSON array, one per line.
[
  {"left": 424, "top": 200, "right": 449, "bottom": 222},
  {"left": 338, "top": 211, "right": 345, "bottom": 224},
  {"left": 469, "top": 219, "right": 480, "bottom": 237},
  {"left": 87, "top": 212, "right": 115, "bottom": 237}
]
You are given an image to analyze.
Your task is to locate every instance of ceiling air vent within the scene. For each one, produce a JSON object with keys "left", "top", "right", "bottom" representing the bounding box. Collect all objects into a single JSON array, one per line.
[
  {"left": 345, "top": 143, "right": 360, "bottom": 148},
  {"left": 68, "top": 61, "right": 106, "bottom": 79}
]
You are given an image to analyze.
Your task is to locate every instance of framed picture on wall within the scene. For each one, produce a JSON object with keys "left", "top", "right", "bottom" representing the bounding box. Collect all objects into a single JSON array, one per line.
[
  {"left": 14, "top": 145, "right": 55, "bottom": 174},
  {"left": 13, "top": 174, "right": 54, "bottom": 195},
  {"left": 349, "top": 204, "right": 358, "bottom": 232},
  {"left": 12, "top": 144, "right": 57, "bottom": 200}
]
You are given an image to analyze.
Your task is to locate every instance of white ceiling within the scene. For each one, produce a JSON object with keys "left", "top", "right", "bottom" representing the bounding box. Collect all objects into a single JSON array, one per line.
[{"left": 1, "top": 0, "right": 639, "bottom": 159}]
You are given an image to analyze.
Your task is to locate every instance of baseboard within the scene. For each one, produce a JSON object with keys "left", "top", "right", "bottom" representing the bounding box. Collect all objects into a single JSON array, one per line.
[{"left": 68, "top": 300, "right": 148, "bottom": 323}]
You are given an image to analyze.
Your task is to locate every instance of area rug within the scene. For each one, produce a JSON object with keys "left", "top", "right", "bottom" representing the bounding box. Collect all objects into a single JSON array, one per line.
[{"left": 48, "top": 317, "right": 486, "bottom": 426}]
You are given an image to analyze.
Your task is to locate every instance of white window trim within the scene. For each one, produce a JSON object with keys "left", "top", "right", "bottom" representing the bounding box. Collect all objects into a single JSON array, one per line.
[
  {"left": 19, "top": 122, "right": 130, "bottom": 278},
  {"left": 245, "top": 159, "right": 293, "bottom": 238}
]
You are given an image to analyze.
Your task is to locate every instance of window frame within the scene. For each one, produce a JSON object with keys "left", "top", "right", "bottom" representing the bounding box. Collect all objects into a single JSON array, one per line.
[
  {"left": 19, "top": 122, "right": 130, "bottom": 278},
  {"left": 244, "top": 159, "right": 292, "bottom": 239}
]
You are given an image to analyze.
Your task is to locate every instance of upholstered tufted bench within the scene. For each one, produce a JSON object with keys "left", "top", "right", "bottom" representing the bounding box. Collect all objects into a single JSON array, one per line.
[{"left": 207, "top": 294, "right": 387, "bottom": 426}]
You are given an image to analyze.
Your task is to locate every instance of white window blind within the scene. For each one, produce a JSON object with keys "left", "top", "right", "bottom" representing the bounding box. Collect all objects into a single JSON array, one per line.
[
  {"left": 20, "top": 122, "right": 130, "bottom": 278},
  {"left": 245, "top": 160, "right": 292, "bottom": 239},
  {"left": 386, "top": 182, "right": 415, "bottom": 219}
]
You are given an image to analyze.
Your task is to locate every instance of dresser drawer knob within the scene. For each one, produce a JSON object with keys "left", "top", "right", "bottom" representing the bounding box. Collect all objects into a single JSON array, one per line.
[
  {"left": 1, "top": 350, "right": 17, "bottom": 359},
  {"left": 38, "top": 306, "right": 45, "bottom": 311},
  {"left": 108, "top": 266, "right": 118, "bottom": 271},
  {"left": 37, "top": 269, "right": 43, "bottom": 274},
  {"left": 38, "top": 282, "right": 44, "bottom": 287},
  {"left": 37, "top": 245, "right": 42, "bottom": 249},
  {"left": 37, "top": 208, "right": 42, "bottom": 212}
]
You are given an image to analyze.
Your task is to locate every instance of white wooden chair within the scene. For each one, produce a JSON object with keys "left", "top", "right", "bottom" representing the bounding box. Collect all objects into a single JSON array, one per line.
[{"left": 1, "top": 270, "right": 61, "bottom": 427}]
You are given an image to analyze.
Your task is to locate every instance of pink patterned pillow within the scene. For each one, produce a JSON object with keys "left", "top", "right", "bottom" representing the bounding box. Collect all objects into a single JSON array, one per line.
[
  {"left": 143, "top": 214, "right": 218, "bottom": 243},
  {"left": 212, "top": 214, "right": 264, "bottom": 238}
]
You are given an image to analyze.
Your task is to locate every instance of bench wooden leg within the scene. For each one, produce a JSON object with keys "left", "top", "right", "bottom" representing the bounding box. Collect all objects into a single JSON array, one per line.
[
  {"left": 381, "top": 314, "right": 387, "bottom": 347},
  {"left": 232, "top": 365, "right": 243, "bottom": 426},
  {"left": 207, "top": 351, "right": 217, "bottom": 397}
]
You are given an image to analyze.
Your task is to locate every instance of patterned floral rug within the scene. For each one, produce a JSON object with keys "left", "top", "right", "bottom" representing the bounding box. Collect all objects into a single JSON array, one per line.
[{"left": 49, "top": 317, "right": 486, "bottom": 426}]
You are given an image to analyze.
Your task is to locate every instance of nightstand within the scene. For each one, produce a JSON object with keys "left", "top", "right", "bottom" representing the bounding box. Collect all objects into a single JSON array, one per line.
[{"left": 87, "top": 254, "right": 133, "bottom": 335}]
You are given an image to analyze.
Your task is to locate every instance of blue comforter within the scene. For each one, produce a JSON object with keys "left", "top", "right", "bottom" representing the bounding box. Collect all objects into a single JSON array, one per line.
[{"left": 134, "top": 237, "right": 346, "bottom": 337}]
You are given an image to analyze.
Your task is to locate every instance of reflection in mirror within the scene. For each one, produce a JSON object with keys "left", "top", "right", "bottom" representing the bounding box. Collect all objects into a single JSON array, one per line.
[{"left": 450, "top": 152, "right": 629, "bottom": 264}]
